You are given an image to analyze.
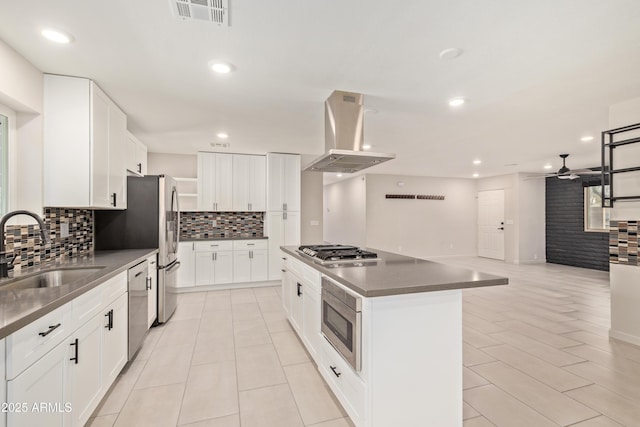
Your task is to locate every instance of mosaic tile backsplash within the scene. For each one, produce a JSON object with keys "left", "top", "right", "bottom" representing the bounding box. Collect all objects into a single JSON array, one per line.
[
  {"left": 180, "top": 212, "right": 264, "bottom": 239},
  {"left": 3, "top": 208, "right": 93, "bottom": 273},
  {"left": 610, "top": 220, "right": 639, "bottom": 266}
]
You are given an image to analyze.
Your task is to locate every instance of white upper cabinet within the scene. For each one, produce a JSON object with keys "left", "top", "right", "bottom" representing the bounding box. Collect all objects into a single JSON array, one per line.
[
  {"left": 44, "top": 74, "right": 128, "bottom": 209},
  {"left": 233, "top": 154, "right": 266, "bottom": 212},
  {"left": 267, "top": 153, "right": 300, "bottom": 212},
  {"left": 127, "top": 131, "right": 148, "bottom": 176},
  {"left": 197, "top": 152, "right": 233, "bottom": 211}
]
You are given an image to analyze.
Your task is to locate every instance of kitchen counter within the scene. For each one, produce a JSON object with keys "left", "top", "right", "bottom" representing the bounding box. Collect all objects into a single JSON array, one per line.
[
  {"left": 181, "top": 236, "right": 267, "bottom": 241},
  {"left": 0, "top": 249, "right": 157, "bottom": 339},
  {"left": 281, "top": 246, "right": 508, "bottom": 297}
]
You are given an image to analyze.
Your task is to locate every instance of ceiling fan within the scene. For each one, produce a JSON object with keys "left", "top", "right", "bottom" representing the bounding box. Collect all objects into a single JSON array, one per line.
[{"left": 544, "top": 154, "right": 600, "bottom": 180}]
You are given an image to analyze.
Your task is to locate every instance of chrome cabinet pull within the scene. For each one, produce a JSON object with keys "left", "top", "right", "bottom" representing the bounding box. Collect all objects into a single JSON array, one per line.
[{"left": 38, "top": 323, "right": 61, "bottom": 337}]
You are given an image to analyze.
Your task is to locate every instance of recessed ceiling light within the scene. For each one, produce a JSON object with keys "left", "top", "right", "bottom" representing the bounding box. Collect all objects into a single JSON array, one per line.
[
  {"left": 472, "top": 173, "right": 479, "bottom": 178},
  {"left": 363, "top": 144, "right": 372, "bottom": 150},
  {"left": 544, "top": 164, "right": 553, "bottom": 169},
  {"left": 439, "top": 48, "right": 463, "bottom": 60},
  {"left": 473, "top": 159, "right": 482, "bottom": 165},
  {"left": 209, "top": 61, "right": 235, "bottom": 74},
  {"left": 336, "top": 173, "right": 343, "bottom": 177},
  {"left": 41, "top": 28, "right": 74, "bottom": 44},
  {"left": 216, "top": 132, "right": 229, "bottom": 139},
  {"left": 448, "top": 97, "right": 466, "bottom": 107},
  {"left": 580, "top": 136, "right": 594, "bottom": 142}
]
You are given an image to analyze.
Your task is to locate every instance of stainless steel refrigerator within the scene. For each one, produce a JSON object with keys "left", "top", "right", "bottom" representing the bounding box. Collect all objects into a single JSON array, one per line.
[{"left": 95, "top": 175, "right": 180, "bottom": 323}]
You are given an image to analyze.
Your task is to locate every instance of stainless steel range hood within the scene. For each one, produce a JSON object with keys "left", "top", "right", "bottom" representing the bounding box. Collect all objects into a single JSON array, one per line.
[{"left": 303, "top": 90, "right": 395, "bottom": 173}]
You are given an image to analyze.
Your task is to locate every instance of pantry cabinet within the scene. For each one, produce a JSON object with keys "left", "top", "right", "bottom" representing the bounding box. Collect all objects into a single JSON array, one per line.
[
  {"left": 197, "top": 152, "right": 233, "bottom": 211},
  {"left": 127, "top": 131, "right": 148, "bottom": 176},
  {"left": 267, "top": 153, "right": 300, "bottom": 212},
  {"left": 44, "top": 74, "right": 127, "bottom": 209},
  {"left": 233, "top": 154, "right": 266, "bottom": 211}
]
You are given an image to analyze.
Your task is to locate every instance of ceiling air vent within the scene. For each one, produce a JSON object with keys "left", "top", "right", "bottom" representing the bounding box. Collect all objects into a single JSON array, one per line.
[{"left": 171, "top": 0, "right": 229, "bottom": 26}]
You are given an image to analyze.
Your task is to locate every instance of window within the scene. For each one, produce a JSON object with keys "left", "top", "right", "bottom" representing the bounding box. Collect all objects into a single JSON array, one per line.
[
  {"left": 0, "top": 113, "right": 7, "bottom": 216},
  {"left": 585, "top": 185, "right": 610, "bottom": 232}
]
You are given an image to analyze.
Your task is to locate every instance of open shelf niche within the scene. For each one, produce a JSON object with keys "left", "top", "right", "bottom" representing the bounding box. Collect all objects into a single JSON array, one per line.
[{"left": 601, "top": 122, "right": 640, "bottom": 207}]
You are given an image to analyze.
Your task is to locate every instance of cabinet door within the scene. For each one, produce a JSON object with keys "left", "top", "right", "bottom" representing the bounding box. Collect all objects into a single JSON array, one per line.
[
  {"left": 7, "top": 340, "right": 70, "bottom": 427},
  {"left": 250, "top": 155, "right": 266, "bottom": 211},
  {"left": 232, "top": 155, "right": 251, "bottom": 211},
  {"left": 233, "top": 251, "right": 251, "bottom": 283},
  {"left": 267, "top": 212, "right": 283, "bottom": 281},
  {"left": 177, "top": 242, "right": 196, "bottom": 287},
  {"left": 281, "top": 269, "right": 292, "bottom": 316},
  {"left": 103, "top": 293, "right": 128, "bottom": 390},
  {"left": 215, "top": 153, "right": 233, "bottom": 211},
  {"left": 0, "top": 339, "right": 4, "bottom": 427},
  {"left": 69, "top": 314, "right": 103, "bottom": 427},
  {"left": 147, "top": 256, "right": 157, "bottom": 328},
  {"left": 267, "top": 153, "right": 284, "bottom": 211},
  {"left": 197, "top": 153, "right": 215, "bottom": 211},
  {"left": 136, "top": 140, "right": 147, "bottom": 175},
  {"left": 195, "top": 251, "right": 215, "bottom": 286},
  {"left": 127, "top": 133, "right": 139, "bottom": 174},
  {"left": 91, "top": 84, "right": 111, "bottom": 208},
  {"left": 214, "top": 251, "right": 234, "bottom": 284},
  {"left": 251, "top": 249, "right": 269, "bottom": 282},
  {"left": 290, "top": 277, "right": 303, "bottom": 333},
  {"left": 283, "top": 211, "right": 301, "bottom": 246},
  {"left": 108, "top": 101, "right": 127, "bottom": 209},
  {"left": 283, "top": 154, "right": 301, "bottom": 211},
  {"left": 302, "top": 287, "right": 320, "bottom": 360}
]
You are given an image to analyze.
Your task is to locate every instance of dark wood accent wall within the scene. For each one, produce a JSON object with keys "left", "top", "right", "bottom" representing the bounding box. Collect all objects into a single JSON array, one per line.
[{"left": 545, "top": 176, "right": 609, "bottom": 271}]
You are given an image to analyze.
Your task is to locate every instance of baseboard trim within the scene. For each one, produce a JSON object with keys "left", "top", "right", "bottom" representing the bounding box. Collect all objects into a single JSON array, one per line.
[
  {"left": 177, "top": 280, "right": 280, "bottom": 293},
  {"left": 609, "top": 329, "right": 640, "bottom": 347}
]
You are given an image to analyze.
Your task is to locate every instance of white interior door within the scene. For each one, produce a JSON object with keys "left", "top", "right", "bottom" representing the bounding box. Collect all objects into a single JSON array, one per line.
[{"left": 477, "top": 189, "right": 505, "bottom": 260}]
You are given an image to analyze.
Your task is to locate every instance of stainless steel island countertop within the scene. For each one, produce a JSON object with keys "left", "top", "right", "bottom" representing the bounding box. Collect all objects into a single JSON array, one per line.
[
  {"left": 281, "top": 246, "right": 508, "bottom": 297},
  {"left": 0, "top": 249, "right": 158, "bottom": 339}
]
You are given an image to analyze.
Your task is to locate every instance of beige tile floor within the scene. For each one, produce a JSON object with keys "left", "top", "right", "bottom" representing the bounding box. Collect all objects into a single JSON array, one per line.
[{"left": 87, "top": 257, "right": 640, "bottom": 427}]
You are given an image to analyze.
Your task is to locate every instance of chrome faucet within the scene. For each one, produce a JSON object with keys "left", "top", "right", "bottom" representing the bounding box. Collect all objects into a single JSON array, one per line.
[{"left": 0, "top": 210, "right": 51, "bottom": 278}]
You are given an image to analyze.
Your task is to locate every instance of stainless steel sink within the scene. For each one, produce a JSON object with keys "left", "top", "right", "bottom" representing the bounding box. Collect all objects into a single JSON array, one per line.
[{"left": 1, "top": 267, "right": 105, "bottom": 291}]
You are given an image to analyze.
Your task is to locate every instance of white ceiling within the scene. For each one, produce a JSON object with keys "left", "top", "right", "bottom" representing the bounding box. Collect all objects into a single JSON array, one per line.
[{"left": 1, "top": 0, "right": 640, "bottom": 180}]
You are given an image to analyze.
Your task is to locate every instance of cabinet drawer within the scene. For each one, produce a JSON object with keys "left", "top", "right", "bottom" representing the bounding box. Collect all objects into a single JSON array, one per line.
[
  {"left": 233, "top": 239, "right": 268, "bottom": 250},
  {"left": 6, "top": 303, "right": 73, "bottom": 380},
  {"left": 101, "top": 272, "right": 128, "bottom": 308},
  {"left": 195, "top": 240, "right": 234, "bottom": 252},
  {"left": 72, "top": 284, "right": 104, "bottom": 327},
  {"left": 320, "top": 338, "right": 366, "bottom": 424},
  {"left": 288, "top": 257, "right": 321, "bottom": 291}
]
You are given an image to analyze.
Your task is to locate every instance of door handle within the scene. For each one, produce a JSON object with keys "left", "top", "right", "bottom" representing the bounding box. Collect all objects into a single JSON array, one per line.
[
  {"left": 330, "top": 365, "right": 341, "bottom": 378},
  {"left": 283, "top": 203, "right": 287, "bottom": 211},
  {"left": 283, "top": 211, "right": 287, "bottom": 220},
  {"left": 146, "top": 277, "right": 152, "bottom": 290},
  {"left": 498, "top": 227, "right": 504, "bottom": 230},
  {"left": 111, "top": 192, "right": 117, "bottom": 207},
  {"left": 137, "top": 163, "right": 142, "bottom": 173},
  {"left": 70, "top": 338, "right": 79, "bottom": 364},
  {"left": 105, "top": 309, "right": 113, "bottom": 330},
  {"left": 297, "top": 282, "right": 302, "bottom": 296}
]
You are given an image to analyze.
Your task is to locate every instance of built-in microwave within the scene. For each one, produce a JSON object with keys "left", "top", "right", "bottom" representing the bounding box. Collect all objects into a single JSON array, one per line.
[{"left": 321, "top": 276, "right": 362, "bottom": 371}]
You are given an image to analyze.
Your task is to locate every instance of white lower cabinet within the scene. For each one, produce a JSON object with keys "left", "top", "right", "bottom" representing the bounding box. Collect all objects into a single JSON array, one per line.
[
  {"left": 5, "top": 271, "right": 130, "bottom": 427},
  {"left": 69, "top": 314, "right": 103, "bottom": 427},
  {"left": 0, "top": 338, "right": 5, "bottom": 427},
  {"left": 7, "top": 338, "right": 70, "bottom": 427},
  {"left": 195, "top": 241, "right": 234, "bottom": 286},
  {"left": 102, "top": 293, "right": 128, "bottom": 388},
  {"left": 177, "top": 241, "right": 196, "bottom": 288}
]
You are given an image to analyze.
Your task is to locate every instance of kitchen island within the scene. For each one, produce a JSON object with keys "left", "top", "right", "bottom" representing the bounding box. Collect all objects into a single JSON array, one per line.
[{"left": 280, "top": 246, "right": 508, "bottom": 427}]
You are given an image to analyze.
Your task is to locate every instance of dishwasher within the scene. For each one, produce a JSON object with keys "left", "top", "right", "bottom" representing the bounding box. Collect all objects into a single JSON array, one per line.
[{"left": 128, "top": 260, "right": 149, "bottom": 360}]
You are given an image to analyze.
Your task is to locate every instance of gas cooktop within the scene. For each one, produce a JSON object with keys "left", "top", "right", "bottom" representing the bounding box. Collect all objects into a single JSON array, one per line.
[{"left": 298, "top": 245, "right": 379, "bottom": 264}]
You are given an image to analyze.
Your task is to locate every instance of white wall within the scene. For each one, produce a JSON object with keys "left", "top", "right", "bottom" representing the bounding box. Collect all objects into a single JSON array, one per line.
[
  {"left": 608, "top": 97, "right": 640, "bottom": 346},
  {"left": 0, "top": 39, "right": 44, "bottom": 220},
  {"left": 323, "top": 175, "right": 367, "bottom": 247},
  {"left": 364, "top": 174, "right": 477, "bottom": 259},
  {"left": 516, "top": 173, "right": 546, "bottom": 263}
]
